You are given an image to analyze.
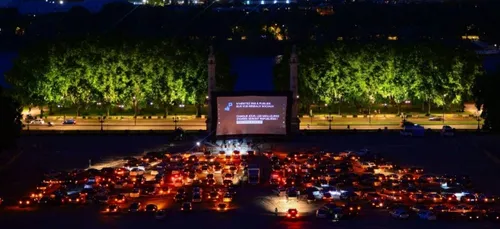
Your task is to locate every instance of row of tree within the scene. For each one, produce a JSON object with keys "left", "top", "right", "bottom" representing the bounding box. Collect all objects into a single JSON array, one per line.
[
  {"left": 274, "top": 43, "right": 483, "bottom": 115},
  {"left": 5, "top": 38, "right": 235, "bottom": 117}
]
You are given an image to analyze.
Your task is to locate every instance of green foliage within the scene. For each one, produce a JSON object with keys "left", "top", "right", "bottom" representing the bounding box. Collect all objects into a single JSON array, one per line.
[
  {"left": 0, "top": 87, "right": 23, "bottom": 152},
  {"left": 275, "top": 43, "right": 483, "bottom": 114},
  {"left": 6, "top": 38, "right": 234, "bottom": 116}
]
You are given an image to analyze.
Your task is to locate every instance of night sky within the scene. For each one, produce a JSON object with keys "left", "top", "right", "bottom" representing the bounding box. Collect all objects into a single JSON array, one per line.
[{"left": 232, "top": 57, "right": 275, "bottom": 91}]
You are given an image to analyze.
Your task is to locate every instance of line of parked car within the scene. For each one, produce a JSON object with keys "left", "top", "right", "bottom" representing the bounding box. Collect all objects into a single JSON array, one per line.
[{"left": 265, "top": 149, "right": 499, "bottom": 222}]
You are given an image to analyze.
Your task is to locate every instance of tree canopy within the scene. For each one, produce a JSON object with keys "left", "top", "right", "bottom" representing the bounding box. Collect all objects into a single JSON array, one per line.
[
  {"left": 274, "top": 43, "right": 483, "bottom": 115},
  {"left": 5, "top": 38, "right": 236, "bottom": 117}
]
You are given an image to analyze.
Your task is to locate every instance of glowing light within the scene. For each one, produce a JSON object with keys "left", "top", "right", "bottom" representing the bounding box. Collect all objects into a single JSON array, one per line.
[
  {"left": 246, "top": 0, "right": 250, "bottom": 4},
  {"left": 196, "top": 142, "right": 200, "bottom": 146},
  {"left": 59, "top": 0, "right": 64, "bottom": 4},
  {"left": 273, "top": 0, "right": 276, "bottom": 3},
  {"left": 286, "top": 0, "right": 289, "bottom": 3},
  {"left": 260, "top": 0, "right": 264, "bottom": 4}
]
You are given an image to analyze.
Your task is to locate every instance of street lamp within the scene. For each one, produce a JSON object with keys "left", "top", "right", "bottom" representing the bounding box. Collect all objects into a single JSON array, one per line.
[
  {"left": 327, "top": 113, "right": 333, "bottom": 130},
  {"left": 173, "top": 115, "right": 180, "bottom": 130},
  {"left": 476, "top": 110, "right": 481, "bottom": 130},
  {"left": 368, "top": 95, "right": 375, "bottom": 124},
  {"left": 442, "top": 94, "right": 447, "bottom": 124},
  {"left": 133, "top": 96, "right": 137, "bottom": 126}
]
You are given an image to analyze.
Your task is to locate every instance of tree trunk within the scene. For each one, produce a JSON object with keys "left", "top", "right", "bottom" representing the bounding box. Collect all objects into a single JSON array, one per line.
[
  {"left": 337, "top": 102, "right": 341, "bottom": 115},
  {"left": 421, "top": 103, "right": 425, "bottom": 112},
  {"left": 48, "top": 105, "right": 52, "bottom": 115},
  {"left": 76, "top": 105, "right": 80, "bottom": 117},
  {"left": 164, "top": 104, "right": 169, "bottom": 117},
  {"left": 106, "top": 106, "right": 110, "bottom": 117},
  {"left": 397, "top": 104, "right": 401, "bottom": 115},
  {"left": 427, "top": 100, "right": 431, "bottom": 115},
  {"left": 40, "top": 106, "right": 45, "bottom": 117},
  {"left": 195, "top": 104, "right": 202, "bottom": 118}
]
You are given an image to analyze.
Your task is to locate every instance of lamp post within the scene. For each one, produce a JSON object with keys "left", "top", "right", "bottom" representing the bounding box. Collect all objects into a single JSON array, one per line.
[
  {"left": 327, "top": 113, "right": 333, "bottom": 130},
  {"left": 368, "top": 95, "right": 374, "bottom": 124},
  {"left": 173, "top": 115, "right": 180, "bottom": 130},
  {"left": 442, "top": 94, "right": 447, "bottom": 124},
  {"left": 133, "top": 96, "right": 137, "bottom": 126},
  {"left": 476, "top": 111, "right": 481, "bottom": 130},
  {"left": 99, "top": 116, "right": 104, "bottom": 132}
]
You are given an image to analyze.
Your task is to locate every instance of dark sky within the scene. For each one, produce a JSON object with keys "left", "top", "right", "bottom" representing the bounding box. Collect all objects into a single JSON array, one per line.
[{"left": 232, "top": 57, "right": 274, "bottom": 91}]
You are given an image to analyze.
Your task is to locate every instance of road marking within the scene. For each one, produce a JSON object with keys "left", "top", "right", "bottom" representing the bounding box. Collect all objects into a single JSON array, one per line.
[{"left": 483, "top": 150, "right": 500, "bottom": 165}]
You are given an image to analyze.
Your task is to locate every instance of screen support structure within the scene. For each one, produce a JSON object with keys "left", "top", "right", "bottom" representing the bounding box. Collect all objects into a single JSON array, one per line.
[
  {"left": 206, "top": 46, "right": 216, "bottom": 133},
  {"left": 289, "top": 45, "right": 300, "bottom": 133}
]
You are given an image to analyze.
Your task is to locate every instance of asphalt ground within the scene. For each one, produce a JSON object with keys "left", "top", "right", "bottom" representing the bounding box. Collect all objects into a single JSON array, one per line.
[{"left": 1, "top": 133, "right": 500, "bottom": 229}]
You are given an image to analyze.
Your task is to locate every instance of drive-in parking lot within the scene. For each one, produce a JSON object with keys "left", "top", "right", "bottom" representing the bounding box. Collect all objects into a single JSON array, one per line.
[{"left": 1, "top": 133, "right": 500, "bottom": 229}]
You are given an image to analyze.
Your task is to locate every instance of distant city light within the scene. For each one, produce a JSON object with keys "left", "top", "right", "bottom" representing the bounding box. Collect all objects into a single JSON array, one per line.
[
  {"left": 286, "top": 0, "right": 289, "bottom": 3},
  {"left": 260, "top": 0, "right": 264, "bottom": 4},
  {"left": 179, "top": 104, "right": 185, "bottom": 108},
  {"left": 273, "top": 0, "right": 277, "bottom": 3},
  {"left": 246, "top": 0, "right": 250, "bottom": 4},
  {"left": 59, "top": 0, "right": 64, "bottom": 4}
]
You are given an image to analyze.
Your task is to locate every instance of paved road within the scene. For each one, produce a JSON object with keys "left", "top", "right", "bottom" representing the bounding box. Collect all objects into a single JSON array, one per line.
[{"left": 24, "top": 122, "right": 479, "bottom": 131}]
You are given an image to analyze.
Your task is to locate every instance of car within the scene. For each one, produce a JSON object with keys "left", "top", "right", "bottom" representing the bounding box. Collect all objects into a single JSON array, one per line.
[
  {"left": 192, "top": 194, "right": 202, "bottom": 203},
  {"left": 429, "top": 116, "right": 443, "bottom": 121},
  {"left": 62, "top": 119, "right": 77, "bottom": 125},
  {"left": 115, "top": 194, "right": 126, "bottom": 203},
  {"left": 155, "top": 209, "right": 167, "bottom": 220},
  {"left": 418, "top": 210, "right": 437, "bottom": 220},
  {"left": 223, "top": 193, "right": 232, "bottom": 203},
  {"left": 460, "top": 194, "right": 477, "bottom": 202},
  {"left": 369, "top": 199, "right": 385, "bottom": 208},
  {"left": 145, "top": 204, "right": 158, "bottom": 212},
  {"left": 128, "top": 202, "right": 141, "bottom": 212},
  {"left": 409, "top": 193, "right": 426, "bottom": 203},
  {"left": 18, "top": 197, "right": 33, "bottom": 207},
  {"left": 192, "top": 187, "right": 202, "bottom": 194},
  {"left": 463, "top": 211, "right": 483, "bottom": 221},
  {"left": 216, "top": 202, "right": 228, "bottom": 211},
  {"left": 477, "top": 194, "right": 496, "bottom": 203},
  {"left": 286, "top": 208, "right": 299, "bottom": 219},
  {"left": 430, "top": 204, "right": 450, "bottom": 213},
  {"left": 67, "top": 194, "right": 84, "bottom": 203},
  {"left": 390, "top": 208, "right": 410, "bottom": 219},
  {"left": 174, "top": 194, "right": 185, "bottom": 203},
  {"left": 316, "top": 207, "right": 330, "bottom": 218},
  {"left": 441, "top": 125, "right": 454, "bottom": 136},
  {"left": 342, "top": 204, "right": 361, "bottom": 217},
  {"left": 181, "top": 202, "right": 192, "bottom": 212},
  {"left": 130, "top": 189, "right": 140, "bottom": 198},
  {"left": 29, "top": 119, "right": 45, "bottom": 125},
  {"left": 207, "top": 178, "right": 216, "bottom": 186},
  {"left": 105, "top": 204, "right": 120, "bottom": 213},
  {"left": 207, "top": 191, "right": 219, "bottom": 201}
]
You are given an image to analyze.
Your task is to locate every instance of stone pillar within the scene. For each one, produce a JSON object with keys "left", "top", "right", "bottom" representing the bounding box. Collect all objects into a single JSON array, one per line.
[
  {"left": 289, "top": 45, "right": 300, "bottom": 133},
  {"left": 207, "top": 46, "right": 216, "bottom": 133}
]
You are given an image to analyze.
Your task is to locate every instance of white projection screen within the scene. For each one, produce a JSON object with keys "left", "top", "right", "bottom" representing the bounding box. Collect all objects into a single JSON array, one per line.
[{"left": 216, "top": 96, "right": 288, "bottom": 136}]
